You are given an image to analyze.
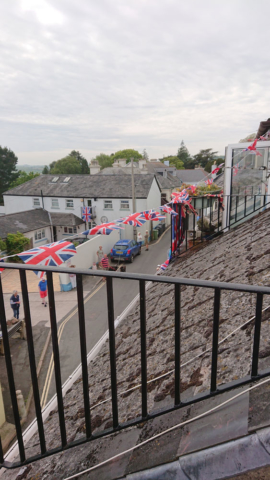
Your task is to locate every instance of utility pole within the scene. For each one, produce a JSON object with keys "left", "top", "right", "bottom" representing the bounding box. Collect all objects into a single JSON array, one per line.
[{"left": 131, "top": 157, "right": 136, "bottom": 240}]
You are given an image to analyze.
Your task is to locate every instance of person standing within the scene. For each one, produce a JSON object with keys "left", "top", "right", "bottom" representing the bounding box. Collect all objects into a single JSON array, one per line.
[
  {"left": 38, "top": 278, "right": 48, "bottom": 307},
  {"left": 101, "top": 253, "right": 109, "bottom": 281},
  {"left": 137, "top": 231, "right": 142, "bottom": 246},
  {"left": 96, "top": 246, "right": 104, "bottom": 268},
  {"left": 144, "top": 230, "right": 149, "bottom": 251},
  {"left": 10, "top": 290, "right": 20, "bottom": 321}
]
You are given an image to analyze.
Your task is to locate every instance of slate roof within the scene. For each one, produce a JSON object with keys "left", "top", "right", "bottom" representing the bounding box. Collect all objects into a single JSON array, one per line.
[
  {"left": 96, "top": 168, "right": 181, "bottom": 190},
  {"left": 175, "top": 168, "right": 208, "bottom": 183},
  {"left": 3, "top": 174, "right": 157, "bottom": 199},
  {"left": 96, "top": 167, "right": 142, "bottom": 175},
  {"left": 155, "top": 172, "right": 182, "bottom": 189},
  {"left": 0, "top": 209, "right": 83, "bottom": 238},
  {"left": 5, "top": 208, "right": 270, "bottom": 479}
]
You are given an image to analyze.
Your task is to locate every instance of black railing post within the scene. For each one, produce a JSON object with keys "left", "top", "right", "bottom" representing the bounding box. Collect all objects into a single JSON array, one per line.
[
  {"left": 218, "top": 197, "right": 220, "bottom": 232},
  {"left": 254, "top": 194, "right": 256, "bottom": 213},
  {"left": 106, "top": 276, "right": 119, "bottom": 429},
  {"left": 211, "top": 288, "right": 221, "bottom": 393},
  {"left": 46, "top": 271, "right": 67, "bottom": 448},
  {"left": 210, "top": 197, "right": 212, "bottom": 231},
  {"left": 193, "top": 207, "right": 195, "bottom": 247},
  {"left": 251, "top": 293, "right": 263, "bottom": 377},
  {"left": 19, "top": 270, "right": 46, "bottom": 454},
  {"left": 228, "top": 196, "right": 231, "bottom": 230},
  {"left": 139, "top": 280, "right": 147, "bottom": 419},
  {"left": 0, "top": 276, "right": 25, "bottom": 462},
  {"left": 174, "top": 284, "right": 181, "bottom": 406},
  {"left": 244, "top": 195, "right": 247, "bottom": 217},
  {"left": 201, "top": 197, "right": 204, "bottom": 242},
  {"left": 76, "top": 273, "right": 92, "bottom": 438}
]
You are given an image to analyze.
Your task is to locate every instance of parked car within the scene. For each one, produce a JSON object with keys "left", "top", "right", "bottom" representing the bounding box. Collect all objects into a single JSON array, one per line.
[{"left": 111, "top": 239, "right": 141, "bottom": 263}]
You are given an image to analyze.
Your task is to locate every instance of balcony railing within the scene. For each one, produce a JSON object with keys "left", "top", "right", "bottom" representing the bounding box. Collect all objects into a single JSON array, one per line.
[
  {"left": 0, "top": 263, "right": 270, "bottom": 469},
  {"left": 174, "top": 194, "right": 270, "bottom": 256}
]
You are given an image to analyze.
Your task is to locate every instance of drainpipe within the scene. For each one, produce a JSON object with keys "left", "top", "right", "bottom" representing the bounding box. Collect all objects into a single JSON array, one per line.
[
  {"left": 41, "top": 190, "right": 44, "bottom": 209},
  {"left": 48, "top": 211, "right": 53, "bottom": 242}
]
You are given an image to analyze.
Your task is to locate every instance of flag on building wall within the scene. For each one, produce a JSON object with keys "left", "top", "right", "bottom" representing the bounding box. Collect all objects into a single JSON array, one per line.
[{"left": 82, "top": 206, "right": 92, "bottom": 222}]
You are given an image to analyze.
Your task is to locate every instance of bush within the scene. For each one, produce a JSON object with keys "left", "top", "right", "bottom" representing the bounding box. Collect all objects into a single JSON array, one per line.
[
  {"left": 5, "top": 232, "right": 30, "bottom": 260},
  {"left": 197, "top": 218, "right": 216, "bottom": 233}
]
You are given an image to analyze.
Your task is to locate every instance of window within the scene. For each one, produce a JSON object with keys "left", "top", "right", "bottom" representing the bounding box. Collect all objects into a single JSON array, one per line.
[
  {"left": 51, "top": 198, "right": 59, "bottom": 208},
  {"left": 87, "top": 199, "right": 92, "bottom": 207},
  {"left": 73, "top": 226, "right": 77, "bottom": 233},
  {"left": 63, "top": 177, "right": 70, "bottom": 183},
  {"left": 120, "top": 200, "right": 129, "bottom": 210},
  {"left": 66, "top": 199, "right": 74, "bottom": 209},
  {"left": 51, "top": 177, "right": 59, "bottom": 183},
  {"left": 34, "top": 229, "right": 46, "bottom": 241},
  {"left": 33, "top": 198, "right": 40, "bottom": 207},
  {"left": 64, "top": 227, "right": 68, "bottom": 233},
  {"left": 68, "top": 228, "right": 73, "bottom": 233},
  {"left": 104, "top": 200, "right": 113, "bottom": 209}
]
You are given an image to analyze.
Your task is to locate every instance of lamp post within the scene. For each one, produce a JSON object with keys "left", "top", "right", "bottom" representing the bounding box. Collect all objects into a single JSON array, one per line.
[{"left": 131, "top": 157, "right": 136, "bottom": 240}]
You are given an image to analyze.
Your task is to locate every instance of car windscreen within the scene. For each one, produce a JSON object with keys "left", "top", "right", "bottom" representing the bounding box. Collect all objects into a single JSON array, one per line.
[{"left": 113, "top": 245, "right": 128, "bottom": 251}]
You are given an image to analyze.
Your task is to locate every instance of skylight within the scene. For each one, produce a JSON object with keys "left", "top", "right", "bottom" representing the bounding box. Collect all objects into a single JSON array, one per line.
[
  {"left": 51, "top": 177, "right": 59, "bottom": 183},
  {"left": 63, "top": 177, "right": 70, "bottom": 183}
]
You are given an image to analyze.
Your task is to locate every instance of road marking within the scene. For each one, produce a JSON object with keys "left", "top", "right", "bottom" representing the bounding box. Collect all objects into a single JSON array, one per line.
[
  {"left": 40, "top": 230, "right": 169, "bottom": 407},
  {"left": 40, "top": 280, "right": 105, "bottom": 408}
]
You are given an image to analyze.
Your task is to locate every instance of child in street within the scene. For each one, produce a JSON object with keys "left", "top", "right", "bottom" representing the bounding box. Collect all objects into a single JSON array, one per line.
[
  {"left": 101, "top": 253, "right": 109, "bottom": 281},
  {"left": 38, "top": 277, "right": 48, "bottom": 306}
]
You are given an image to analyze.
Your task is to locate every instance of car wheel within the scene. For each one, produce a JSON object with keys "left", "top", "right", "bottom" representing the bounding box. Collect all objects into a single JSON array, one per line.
[
  {"left": 129, "top": 254, "right": 134, "bottom": 263},
  {"left": 138, "top": 247, "right": 141, "bottom": 255}
]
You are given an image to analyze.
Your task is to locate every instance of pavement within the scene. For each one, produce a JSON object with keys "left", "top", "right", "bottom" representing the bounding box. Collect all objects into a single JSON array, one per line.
[{"left": 0, "top": 229, "right": 171, "bottom": 440}]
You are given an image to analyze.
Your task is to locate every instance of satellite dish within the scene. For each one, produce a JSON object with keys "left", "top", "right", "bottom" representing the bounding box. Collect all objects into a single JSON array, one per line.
[{"left": 100, "top": 216, "right": 108, "bottom": 224}]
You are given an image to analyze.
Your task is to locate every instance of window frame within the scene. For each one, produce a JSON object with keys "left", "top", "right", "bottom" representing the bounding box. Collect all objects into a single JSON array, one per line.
[
  {"left": 104, "top": 200, "right": 113, "bottom": 210},
  {"left": 33, "top": 197, "right": 41, "bottom": 208},
  {"left": 51, "top": 198, "right": 59, "bottom": 209},
  {"left": 65, "top": 199, "right": 74, "bottom": 209},
  {"left": 120, "top": 200, "right": 130, "bottom": 210}
]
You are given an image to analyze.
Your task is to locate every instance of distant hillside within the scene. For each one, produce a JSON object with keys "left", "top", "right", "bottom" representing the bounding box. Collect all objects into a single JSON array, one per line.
[{"left": 16, "top": 164, "right": 46, "bottom": 174}]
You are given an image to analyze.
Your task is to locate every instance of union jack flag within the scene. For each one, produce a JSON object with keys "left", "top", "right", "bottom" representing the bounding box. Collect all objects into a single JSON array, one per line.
[
  {"left": 159, "top": 205, "right": 178, "bottom": 216},
  {"left": 159, "top": 259, "right": 169, "bottom": 271},
  {"left": 83, "top": 222, "right": 124, "bottom": 236},
  {"left": 170, "top": 190, "right": 189, "bottom": 203},
  {"left": 35, "top": 259, "right": 50, "bottom": 279},
  {"left": 17, "top": 240, "right": 77, "bottom": 269},
  {"left": 243, "top": 139, "right": 262, "bottom": 156},
  {"left": 139, "top": 210, "right": 166, "bottom": 221},
  {"left": 116, "top": 212, "right": 146, "bottom": 227},
  {"left": 82, "top": 206, "right": 91, "bottom": 222},
  {"left": 189, "top": 185, "right": 197, "bottom": 194},
  {"left": 205, "top": 178, "right": 213, "bottom": 185}
]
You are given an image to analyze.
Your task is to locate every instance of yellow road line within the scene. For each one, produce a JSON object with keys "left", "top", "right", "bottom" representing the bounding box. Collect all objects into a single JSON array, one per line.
[{"left": 40, "top": 281, "right": 105, "bottom": 408}]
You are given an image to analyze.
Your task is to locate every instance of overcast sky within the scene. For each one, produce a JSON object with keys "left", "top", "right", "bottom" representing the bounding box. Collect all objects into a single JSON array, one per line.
[{"left": 1, "top": 0, "right": 270, "bottom": 165}]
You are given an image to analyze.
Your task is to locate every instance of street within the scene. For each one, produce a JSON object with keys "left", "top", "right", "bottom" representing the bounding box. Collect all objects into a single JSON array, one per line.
[{"left": 38, "top": 228, "right": 171, "bottom": 407}]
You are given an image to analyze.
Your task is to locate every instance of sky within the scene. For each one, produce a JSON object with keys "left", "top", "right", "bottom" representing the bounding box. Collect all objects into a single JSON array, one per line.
[{"left": 1, "top": 0, "right": 270, "bottom": 166}]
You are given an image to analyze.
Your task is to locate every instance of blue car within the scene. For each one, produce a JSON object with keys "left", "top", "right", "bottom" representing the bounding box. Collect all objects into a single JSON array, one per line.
[{"left": 111, "top": 239, "right": 141, "bottom": 263}]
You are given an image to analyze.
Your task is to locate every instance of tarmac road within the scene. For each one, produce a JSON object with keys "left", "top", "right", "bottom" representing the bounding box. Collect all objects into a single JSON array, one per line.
[{"left": 38, "top": 228, "right": 171, "bottom": 407}]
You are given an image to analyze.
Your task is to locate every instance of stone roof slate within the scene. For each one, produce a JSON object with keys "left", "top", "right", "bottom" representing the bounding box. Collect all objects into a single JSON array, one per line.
[
  {"left": 0, "top": 209, "right": 84, "bottom": 238},
  {"left": 175, "top": 168, "right": 208, "bottom": 183},
  {"left": 4, "top": 174, "right": 157, "bottom": 199}
]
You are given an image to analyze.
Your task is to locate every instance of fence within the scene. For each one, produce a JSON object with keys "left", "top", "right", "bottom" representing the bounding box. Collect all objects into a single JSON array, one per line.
[{"left": 0, "top": 263, "right": 270, "bottom": 468}]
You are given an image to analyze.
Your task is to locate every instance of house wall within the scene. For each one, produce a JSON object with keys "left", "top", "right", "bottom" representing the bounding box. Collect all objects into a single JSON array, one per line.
[
  {"left": 23, "top": 226, "right": 52, "bottom": 248},
  {"left": 59, "top": 230, "right": 120, "bottom": 290}
]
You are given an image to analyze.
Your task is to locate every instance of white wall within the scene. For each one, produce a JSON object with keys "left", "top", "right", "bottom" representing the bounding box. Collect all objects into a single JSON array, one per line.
[
  {"left": 59, "top": 230, "right": 120, "bottom": 289},
  {"left": 0, "top": 206, "right": 5, "bottom": 216},
  {"left": 24, "top": 226, "right": 52, "bottom": 247}
]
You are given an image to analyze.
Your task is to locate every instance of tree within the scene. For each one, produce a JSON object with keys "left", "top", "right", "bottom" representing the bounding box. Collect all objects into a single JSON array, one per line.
[
  {"left": 193, "top": 149, "right": 218, "bottom": 169},
  {"left": 177, "top": 141, "right": 191, "bottom": 166},
  {"left": 42, "top": 165, "right": 50, "bottom": 174},
  {"left": 68, "top": 150, "right": 89, "bottom": 174},
  {"left": 0, "top": 146, "right": 19, "bottom": 201},
  {"left": 10, "top": 171, "right": 40, "bottom": 188},
  {"left": 239, "top": 133, "right": 256, "bottom": 143},
  {"left": 160, "top": 156, "right": 185, "bottom": 170},
  {"left": 50, "top": 156, "right": 82, "bottom": 175},
  {"left": 113, "top": 149, "right": 143, "bottom": 162},
  {"left": 5, "top": 232, "right": 30, "bottom": 258},
  {"left": 90, "top": 153, "right": 114, "bottom": 170},
  {"left": 142, "top": 149, "right": 149, "bottom": 161}
]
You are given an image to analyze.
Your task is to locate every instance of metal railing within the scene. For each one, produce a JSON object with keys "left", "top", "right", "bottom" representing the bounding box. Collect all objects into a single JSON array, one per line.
[
  {"left": 173, "top": 194, "right": 270, "bottom": 255},
  {"left": 1, "top": 263, "right": 270, "bottom": 468}
]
